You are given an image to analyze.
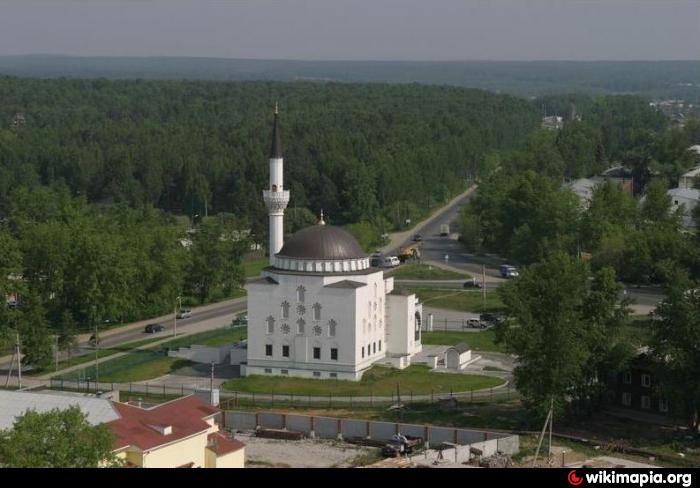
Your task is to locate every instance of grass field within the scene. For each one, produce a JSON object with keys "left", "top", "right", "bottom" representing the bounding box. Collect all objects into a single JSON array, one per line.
[
  {"left": 57, "top": 327, "right": 247, "bottom": 382},
  {"left": 222, "top": 364, "right": 503, "bottom": 396},
  {"left": 421, "top": 330, "right": 505, "bottom": 352},
  {"left": 412, "top": 288, "right": 505, "bottom": 313},
  {"left": 244, "top": 256, "right": 268, "bottom": 277},
  {"left": 386, "top": 263, "right": 470, "bottom": 280}
]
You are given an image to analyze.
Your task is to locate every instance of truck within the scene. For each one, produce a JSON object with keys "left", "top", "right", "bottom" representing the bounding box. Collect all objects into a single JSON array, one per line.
[
  {"left": 500, "top": 264, "right": 519, "bottom": 279},
  {"left": 398, "top": 244, "right": 421, "bottom": 263},
  {"left": 382, "top": 434, "right": 424, "bottom": 457},
  {"left": 440, "top": 224, "right": 450, "bottom": 236}
]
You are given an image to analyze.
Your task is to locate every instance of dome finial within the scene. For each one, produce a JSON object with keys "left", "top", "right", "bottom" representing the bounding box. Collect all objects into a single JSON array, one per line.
[{"left": 318, "top": 209, "right": 326, "bottom": 225}]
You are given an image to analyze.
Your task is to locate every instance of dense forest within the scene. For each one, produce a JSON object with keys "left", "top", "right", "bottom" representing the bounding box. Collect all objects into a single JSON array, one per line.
[
  {"left": 1, "top": 56, "right": 699, "bottom": 102},
  {"left": 0, "top": 77, "right": 539, "bottom": 233},
  {"left": 0, "top": 77, "right": 540, "bottom": 365},
  {"left": 458, "top": 93, "right": 700, "bottom": 284}
]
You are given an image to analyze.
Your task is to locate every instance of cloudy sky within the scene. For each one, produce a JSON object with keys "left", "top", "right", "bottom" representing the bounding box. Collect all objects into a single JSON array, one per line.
[{"left": 1, "top": 0, "right": 698, "bottom": 61}]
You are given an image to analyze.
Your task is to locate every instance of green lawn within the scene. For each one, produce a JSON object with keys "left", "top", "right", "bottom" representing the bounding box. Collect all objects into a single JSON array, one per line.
[
  {"left": 421, "top": 330, "right": 505, "bottom": 352},
  {"left": 222, "top": 364, "right": 503, "bottom": 396},
  {"left": 387, "top": 263, "right": 470, "bottom": 280},
  {"left": 412, "top": 288, "right": 505, "bottom": 313},
  {"left": 57, "top": 327, "right": 247, "bottom": 382},
  {"left": 244, "top": 256, "right": 268, "bottom": 277}
]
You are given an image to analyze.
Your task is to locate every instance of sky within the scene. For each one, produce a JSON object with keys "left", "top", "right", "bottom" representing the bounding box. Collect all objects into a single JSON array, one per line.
[{"left": 1, "top": 0, "right": 698, "bottom": 61}]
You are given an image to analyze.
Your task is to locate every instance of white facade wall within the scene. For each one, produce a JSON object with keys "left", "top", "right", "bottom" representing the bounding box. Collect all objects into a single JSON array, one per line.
[
  {"left": 246, "top": 269, "right": 411, "bottom": 380},
  {"left": 386, "top": 293, "right": 422, "bottom": 360}
]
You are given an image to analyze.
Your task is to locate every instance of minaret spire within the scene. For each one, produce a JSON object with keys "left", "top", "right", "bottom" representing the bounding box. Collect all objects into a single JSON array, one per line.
[
  {"left": 270, "top": 102, "right": 283, "bottom": 159},
  {"left": 262, "top": 104, "right": 290, "bottom": 265}
]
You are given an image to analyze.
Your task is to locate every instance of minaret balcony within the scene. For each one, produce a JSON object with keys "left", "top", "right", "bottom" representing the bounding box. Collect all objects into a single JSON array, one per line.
[{"left": 263, "top": 189, "right": 290, "bottom": 213}]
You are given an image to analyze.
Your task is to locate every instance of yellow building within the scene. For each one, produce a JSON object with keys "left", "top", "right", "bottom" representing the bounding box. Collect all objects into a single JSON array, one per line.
[{"left": 109, "top": 395, "right": 245, "bottom": 468}]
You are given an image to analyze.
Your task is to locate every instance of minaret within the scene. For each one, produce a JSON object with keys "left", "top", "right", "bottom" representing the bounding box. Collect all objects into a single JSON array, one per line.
[{"left": 262, "top": 103, "right": 290, "bottom": 265}]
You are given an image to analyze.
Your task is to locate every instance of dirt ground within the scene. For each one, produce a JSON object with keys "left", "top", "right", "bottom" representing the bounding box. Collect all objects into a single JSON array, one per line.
[{"left": 237, "top": 433, "right": 379, "bottom": 468}]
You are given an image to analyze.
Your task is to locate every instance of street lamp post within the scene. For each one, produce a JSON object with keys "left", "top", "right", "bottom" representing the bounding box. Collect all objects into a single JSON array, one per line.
[{"left": 173, "top": 296, "right": 182, "bottom": 337}]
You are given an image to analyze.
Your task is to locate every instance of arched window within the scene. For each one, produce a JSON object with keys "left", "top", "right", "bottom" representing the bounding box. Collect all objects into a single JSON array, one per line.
[
  {"left": 328, "top": 319, "right": 337, "bottom": 337},
  {"left": 297, "top": 285, "right": 306, "bottom": 303},
  {"left": 415, "top": 311, "right": 422, "bottom": 341},
  {"left": 297, "top": 318, "right": 306, "bottom": 335},
  {"left": 266, "top": 316, "right": 275, "bottom": 334},
  {"left": 281, "top": 301, "right": 290, "bottom": 319},
  {"left": 313, "top": 303, "right": 322, "bottom": 321}
]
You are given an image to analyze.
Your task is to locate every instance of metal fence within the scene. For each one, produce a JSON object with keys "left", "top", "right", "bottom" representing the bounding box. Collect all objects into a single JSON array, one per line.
[
  {"left": 223, "top": 410, "right": 519, "bottom": 456},
  {"left": 48, "top": 378, "right": 517, "bottom": 408}
]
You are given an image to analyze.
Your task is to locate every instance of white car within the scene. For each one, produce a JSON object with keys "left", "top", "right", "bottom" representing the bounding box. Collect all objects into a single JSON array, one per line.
[
  {"left": 176, "top": 309, "right": 192, "bottom": 319},
  {"left": 383, "top": 256, "right": 400, "bottom": 268}
]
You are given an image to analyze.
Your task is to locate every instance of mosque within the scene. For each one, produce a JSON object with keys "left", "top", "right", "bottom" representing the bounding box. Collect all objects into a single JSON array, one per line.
[{"left": 243, "top": 107, "right": 423, "bottom": 380}]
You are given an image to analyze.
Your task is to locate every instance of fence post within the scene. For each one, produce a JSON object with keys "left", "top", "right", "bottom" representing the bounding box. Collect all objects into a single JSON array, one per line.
[
  {"left": 163, "top": 384, "right": 166, "bottom": 396},
  {"left": 410, "top": 391, "right": 413, "bottom": 405},
  {"left": 182, "top": 384, "right": 184, "bottom": 396},
  {"left": 145, "top": 383, "right": 149, "bottom": 395}
]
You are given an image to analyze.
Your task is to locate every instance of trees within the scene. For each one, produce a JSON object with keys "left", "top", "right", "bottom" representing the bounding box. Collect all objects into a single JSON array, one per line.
[
  {"left": 496, "top": 253, "right": 629, "bottom": 418},
  {"left": 652, "top": 274, "right": 700, "bottom": 431},
  {"left": 0, "top": 406, "right": 119, "bottom": 468}
]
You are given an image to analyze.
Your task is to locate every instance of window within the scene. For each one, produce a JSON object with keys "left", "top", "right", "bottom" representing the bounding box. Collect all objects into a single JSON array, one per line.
[
  {"left": 329, "top": 373, "right": 337, "bottom": 378},
  {"left": 328, "top": 319, "right": 337, "bottom": 337},
  {"left": 313, "top": 347, "right": 321, "bottom": 360},
  {"left": 266, "top": 316, "right": 275, "bottom": 334},
  {"left": 373, "top": 342, "right": 376, "bottom": 354},
  {"left": 264, "top": 368, "right": 272, "bottom": 374},
  {"left": 641, "top": 395, "right": 651, "bottom": 409},
  {"left": 313, "top": 371, "right": 321, "bottom": 377},
  {"left": 379, "top": 340, "right": 382, "bottom": 351},
  {"left": 623, "top": 372, "right": 632, "bottom": 384},
  {"left": 622, "top": 392, "right": 632, "bottom": 406},
  {"left": 281, "top": 369, "right": 289, "bottom": 375},
  {"left": 313, "top": 303, "right": 322, "bottom": 321},
  {"left": 361, "top": 346, "right": 365, "bottom": 358},
  {"left": 297, "top": 318, "right": 305, "bottom": 335},
  {"left": 641, "top": 374, "right": 651, "bottom": 388},
  {"left": 281, "top": 301, "right": 290, "bottom": 319},
  {"left": 297, "top": 285, "right": 306, "bottom": 303},
  {"left": 282, "top": 345, "right": 290, "bottom": 357},
  {"left": 331, "top": 348, "right": 338, "bottom": 361},
  {"left": 265, "top": 344, "right": 273, "bottom": 357},
  {"left": 659, "top": 398, "right": 669, "bottom": 413}
]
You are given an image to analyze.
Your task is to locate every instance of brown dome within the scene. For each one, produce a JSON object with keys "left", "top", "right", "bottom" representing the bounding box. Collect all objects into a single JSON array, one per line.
[{"left": 277, "top": 224, "right": 366, "bottom": 260}]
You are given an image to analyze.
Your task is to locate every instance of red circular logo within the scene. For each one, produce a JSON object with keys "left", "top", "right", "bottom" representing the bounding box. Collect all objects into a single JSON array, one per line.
[{"left": 568, "top": 470, "right": 583, "bottom": 486}]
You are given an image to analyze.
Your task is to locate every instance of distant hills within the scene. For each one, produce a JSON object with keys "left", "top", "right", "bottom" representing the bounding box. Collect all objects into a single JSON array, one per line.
[{"left": 1, "top": 55, "right": 699, "bottom": 100}]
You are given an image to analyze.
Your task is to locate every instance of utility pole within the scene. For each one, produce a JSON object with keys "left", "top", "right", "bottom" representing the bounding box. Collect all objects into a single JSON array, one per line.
[
  {"left": 55, "top": 335, "right": 59, "bottom": 372},
  {"left": 482, "top": 264, "right": 486, "bottom": 304},
  {"left": 210, "top": 361, "right": 215, "bottom": 405},
  {"left": 16, "top": 332, "right": 22, "bottom": 390},
  {"left": 94, "top": 319, "right": 99, "bottom": 391}
]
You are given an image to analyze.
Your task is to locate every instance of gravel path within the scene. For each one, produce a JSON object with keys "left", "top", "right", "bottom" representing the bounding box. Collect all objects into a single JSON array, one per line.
[{"left": 238, "top": 433, "right": 376, "bottom": 468}]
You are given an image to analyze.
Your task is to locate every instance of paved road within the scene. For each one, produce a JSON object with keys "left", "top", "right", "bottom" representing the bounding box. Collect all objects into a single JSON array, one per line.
[{"left": 0, "top": 297, "right": 248, "bottom": 375}]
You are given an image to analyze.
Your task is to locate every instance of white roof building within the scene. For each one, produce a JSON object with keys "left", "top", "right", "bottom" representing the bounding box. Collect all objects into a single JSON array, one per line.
[
  {"left": 667, "top": 187, "right": 700, "bottom": 228},
  {"left": 679, "top": 165, "right": 700, "bottom": 190},
  {"left": 0, "top": 390, "right": 121, "bottom": 430}
]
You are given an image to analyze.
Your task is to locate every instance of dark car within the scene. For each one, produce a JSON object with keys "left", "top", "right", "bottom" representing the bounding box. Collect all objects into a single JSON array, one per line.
[
  {"left": 144, "top": 323, "right": 165, "bottom": 334},
  {"left": 412, "top": 234, "right": 422, "bottom": 242},
  {"left": 480, "top": 313, "right": 504, "bottom": 325},
  {"left": 463, "top": 278, "right": 482, "bottom": 289}
]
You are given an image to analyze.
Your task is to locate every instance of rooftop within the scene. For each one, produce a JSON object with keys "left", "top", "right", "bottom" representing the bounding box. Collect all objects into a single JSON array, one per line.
[
  {"left": 109, "top": 395, "right": 219, "bottom": 451},
  {"left": 0, "top": 390, "right": 120, "bottom": 430}
]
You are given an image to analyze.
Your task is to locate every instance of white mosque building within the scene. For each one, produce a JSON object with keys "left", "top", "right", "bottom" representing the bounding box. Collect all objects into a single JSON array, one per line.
[{"left": 243, "top": 107, "right": 423, "bottom": 381}]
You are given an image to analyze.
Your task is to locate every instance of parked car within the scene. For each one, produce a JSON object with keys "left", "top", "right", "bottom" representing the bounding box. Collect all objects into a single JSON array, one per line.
[
  {"left": 499, "top": 264, "right": 519, "bottom": 279},
  {"left": 231, "top": 314, "right": 248, "bottom": 327},
  {"left": 176, "top": 309, "right": 192, "bottom": 319},
  {"left": 440, "top": 224, "right": 449, "bottom": 236},
  {"left": 463, "top": 278, "right": 482, "bottom": 289},
  {"left": 412, "top": 233, "right": 422, "bottom": 242},
  {"left": 479, "top": 313, "right": 501, "bottom": 324},
  {"left": 382, "top": 256, "right": 400, "bottom": 268},
  {"left": 466, "top": 318, "right": 484, "bottom": 329},
  {"left": 144, "top": 323, "right": 165, "bottom": 334},
  {"left": 370, "top": 254, "right": 383, "bottom": 267}
]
